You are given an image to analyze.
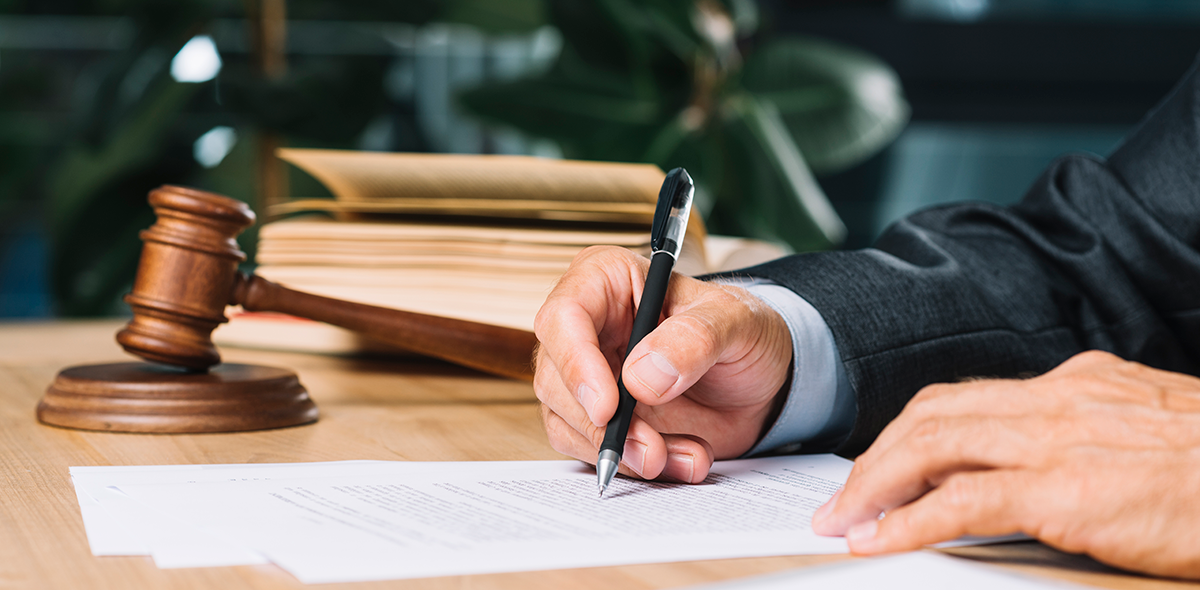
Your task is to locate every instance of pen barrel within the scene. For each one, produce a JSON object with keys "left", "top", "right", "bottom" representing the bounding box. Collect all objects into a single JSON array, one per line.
[
  {"left": 600, "top": 252, "right": 675, "bottom": 455},
  {"left": 628, "top": 253, "right": 674, "bottom": 348},
  {"left": 603, "top": 378, "right": 637, "bottom": 455}
]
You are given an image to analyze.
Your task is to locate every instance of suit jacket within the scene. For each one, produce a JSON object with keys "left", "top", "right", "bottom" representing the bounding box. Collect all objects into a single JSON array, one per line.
[{"left": 738, "top": 56, "right": 1200, "bottom": 457}]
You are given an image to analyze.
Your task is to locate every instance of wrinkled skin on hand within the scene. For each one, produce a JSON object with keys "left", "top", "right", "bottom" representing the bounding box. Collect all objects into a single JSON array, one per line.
[
  {"left": 813, "top": 350, "right": 1200, "bottom": 579},
  {"left": 533, "top": 246, "right": 793, "bottom": 484}
]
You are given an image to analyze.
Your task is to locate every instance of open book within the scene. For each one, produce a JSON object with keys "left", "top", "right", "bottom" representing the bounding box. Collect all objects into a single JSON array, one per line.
[
  {"left": 213, "top": 149, "right": 786, "bottom": 358},
  {"left": 269, "top": 149, "right": 671, "bottom": 224}
]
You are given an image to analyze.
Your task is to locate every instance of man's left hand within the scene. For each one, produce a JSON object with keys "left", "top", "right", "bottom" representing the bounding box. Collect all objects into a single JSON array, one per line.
[{"left": 812, "top": 350, "right": 1200, "bottom": 579}]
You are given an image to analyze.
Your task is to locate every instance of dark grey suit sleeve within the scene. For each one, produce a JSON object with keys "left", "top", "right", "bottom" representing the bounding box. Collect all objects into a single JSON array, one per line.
[{"left": 734, "top": 56, "right": 1200, "bottom": 457}]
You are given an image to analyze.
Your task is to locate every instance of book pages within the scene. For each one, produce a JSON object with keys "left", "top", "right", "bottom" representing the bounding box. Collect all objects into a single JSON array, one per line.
[{"left": 277, "top": 149, "right": 663, "bottom": 222}]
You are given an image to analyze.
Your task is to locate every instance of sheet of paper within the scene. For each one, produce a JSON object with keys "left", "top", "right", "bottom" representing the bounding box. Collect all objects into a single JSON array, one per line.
[
  {"left": 70, "top": 477, "right": 147, "bottom": 556},
  {"left": 70, "top": 460, "right": 560, "bottom": 568},
  {"left": 114, "top": 455, "right": 854, "bottom": 583},
  {"left": 684, "top": 552, "right": 1088, "bottom": 590},
  {"left": 73, "top": 462, "right": 386, "bottom": 565}
]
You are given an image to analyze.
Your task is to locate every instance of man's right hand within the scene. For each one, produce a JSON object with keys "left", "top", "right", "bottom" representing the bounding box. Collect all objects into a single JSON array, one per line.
[{"left": 533, "top": 246, "right": 794, "bottom": 484}]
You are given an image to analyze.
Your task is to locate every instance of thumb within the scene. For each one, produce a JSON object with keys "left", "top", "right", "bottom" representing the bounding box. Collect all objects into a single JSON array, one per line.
[{"left": 621, "top": 282, "right": 772, "bottom": 405}]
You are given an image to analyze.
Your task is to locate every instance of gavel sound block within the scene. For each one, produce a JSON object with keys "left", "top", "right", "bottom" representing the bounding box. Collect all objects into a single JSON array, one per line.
[{"left": 37, "top": 185, "right": 538, "bottom": 433}]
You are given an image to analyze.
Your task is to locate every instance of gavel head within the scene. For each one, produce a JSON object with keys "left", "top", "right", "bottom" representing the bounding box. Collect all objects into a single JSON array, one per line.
[{"left": 116, "top": 185, "right": 255, "bottom": 371}]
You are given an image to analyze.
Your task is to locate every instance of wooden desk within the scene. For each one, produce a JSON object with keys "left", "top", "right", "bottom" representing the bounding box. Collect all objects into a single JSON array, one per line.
[{"left": 0, "top": 320, "right": 1193, "bottom": 590}]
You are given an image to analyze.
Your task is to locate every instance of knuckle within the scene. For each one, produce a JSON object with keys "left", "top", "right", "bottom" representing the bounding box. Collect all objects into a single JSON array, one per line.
[
  {"left": 532, "top": 368, "right": 556, "bottom": 404},
  {"left": 915, "top": 382, "right": 951, "bottom": 400},
  {"left": 845, "top": 460, "right": 868, "bottom": 482},
  {"left": 572, "top": 244, "right": 620, "bottom": 265},
  {"left": 1081, "top": 349, "right": 1119, "bottom": 362},
  {"left": 668, "top": 313, "right": 723, "bottom": 355},
  {"left": 909, "top": 382, "right": 958, "bottom": 407},
  {"left": 710, "top": 286, "right": 760, "bottom": 323},
  {"left": 910, "top": 418, "right": 947, "bottom": 448},
  {"left": 903, "top": 386, "right": 948, "bottom": 420},
  {"left": 705, "top": 285, "right": 744, "bottom": 308},
  {"left": 939, "top": 474, "right": 984, "bottom": 513},
  {"left": 547, "top": 432, "right": 573, "bottom": 458},
  {"left": 532, "top": 301, "right": 560, "bottom": 339},
  {"left": 533, "top": 298, "right": 572, "bottom": 340},
  {"left": 585, "top": 422, "right": 606, "bottom": 449},
  {"left": 1068, "top": 349, "right": 1120, "bottom": 369},
  {"left": 539, "top": 406, "right": 578, "bottom": 457},
  {"left": 1116, "top": 358, "right": 1156, "bottom": 381},
  {"left": 571, "top": 245, "right": 644, "bottom": 278}
]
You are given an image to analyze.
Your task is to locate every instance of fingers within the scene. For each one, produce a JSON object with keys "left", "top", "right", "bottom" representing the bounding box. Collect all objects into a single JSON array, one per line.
[
  {"left": 537, "top": 341, "right": 716, "bottom": 477},
  {"left": 860, "top": 380, "right": 1045, "bottom": 466},
  {"left": 538, "top": 403, "right": 715, "bottom": 483},
  {"left": 536, "top": 357, "right": 604, "bottom": 451},
  {"left": 534, "top": 247, "right": 642, "bottom": 426},
  {"left": 536, "top": 350, "right": 666, "bottom": 479},
  {"left": 810, "top": 350, "right": 1200, "bottom": 575},
  {"left": 539, "top": 403, "right": 640, "bottom": 479},
  {"left": 533, "top": 245, "right": 777, "bottom": 483},
  {"left": 662, "top": 434, "right": 716, "bottom": 484},
  {"left": 533, "top": 301, "right": 620, "bottom": 427},
  {"left": 845, "top": 470, "right": 1034, "bottom": 554},
  {"left": 814, "top": 415, "right": 1036, "bottom": 536},
  {"left": 859, "top": 354, "right": 1200, "bottom": 483}
]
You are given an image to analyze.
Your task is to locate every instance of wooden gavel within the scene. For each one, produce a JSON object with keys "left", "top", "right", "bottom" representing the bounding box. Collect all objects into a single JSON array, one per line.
[{"left": 116, "top": 185, "right": 538, "bottom": 380}]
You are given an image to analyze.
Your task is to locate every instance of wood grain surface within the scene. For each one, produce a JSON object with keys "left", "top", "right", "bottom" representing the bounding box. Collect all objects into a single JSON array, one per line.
[{"left": 0, "top": 320, "right": 1195, "bottom": 590}]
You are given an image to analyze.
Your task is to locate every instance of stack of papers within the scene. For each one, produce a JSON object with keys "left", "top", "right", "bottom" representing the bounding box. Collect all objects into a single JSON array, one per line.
[
  {"left": 71, "top": 455, "right": 856, "bottom": 583},
  {"left": 71, "top": 454, "right": 1026, "bottom": 584}
]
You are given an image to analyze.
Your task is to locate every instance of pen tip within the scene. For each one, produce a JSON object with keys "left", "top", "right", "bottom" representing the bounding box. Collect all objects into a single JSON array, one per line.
[{"left": 598, "top": 484, "right": 606, "bottom": 497}]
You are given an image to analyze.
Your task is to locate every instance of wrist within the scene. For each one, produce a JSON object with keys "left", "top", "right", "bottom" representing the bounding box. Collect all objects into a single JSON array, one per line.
[{"left": 755, "top": 356, "right": 794, "bottom": 447}]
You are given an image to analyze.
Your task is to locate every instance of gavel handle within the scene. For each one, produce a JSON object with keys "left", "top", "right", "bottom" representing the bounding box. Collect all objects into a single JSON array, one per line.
[{"left": 231, "top": 272, "right": 536, "bottom": 381}]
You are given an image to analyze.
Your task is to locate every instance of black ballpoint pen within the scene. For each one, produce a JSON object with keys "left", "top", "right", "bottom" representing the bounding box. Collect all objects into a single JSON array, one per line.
[{"left": 597, "top": 167, "right": 695, "bottom": 497}]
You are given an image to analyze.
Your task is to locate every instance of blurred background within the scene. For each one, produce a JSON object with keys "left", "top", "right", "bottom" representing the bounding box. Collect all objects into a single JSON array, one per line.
[{"left": 1, "top": 0, "right": 1198, "bottom": 319}]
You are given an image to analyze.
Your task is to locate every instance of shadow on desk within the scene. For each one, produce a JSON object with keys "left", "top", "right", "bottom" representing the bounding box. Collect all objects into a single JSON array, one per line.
[{"left": 939, "top": 542, "right": 1193, "bottom": 589}]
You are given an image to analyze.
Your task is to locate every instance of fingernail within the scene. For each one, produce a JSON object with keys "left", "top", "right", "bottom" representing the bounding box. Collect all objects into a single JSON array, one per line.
[
  {"left": 663, "top": 453, "right": 696, "bottom": 483},
  {"left": 629, "top": 352, "right": 679, "bottom": 397},
  {"left": 846, "top": 519, "right": 879, "bottom": 552},
  {"left": 812, "top": 489, "right": 841, "bottom": 534},
  {"left": 576, "top": 384, "right": 600, "bottom": 424},
  {"left": 622, "top": 439, "right": 648, "bottom": 476}
]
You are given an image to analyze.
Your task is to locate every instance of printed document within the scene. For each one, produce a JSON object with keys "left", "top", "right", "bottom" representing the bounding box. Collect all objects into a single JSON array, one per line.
[
  {"left": 71, "top": 455, "right": 1021, "bottom": 584},
  {"left": 76, "top": 456, "right": 851, "bottom": 582}
]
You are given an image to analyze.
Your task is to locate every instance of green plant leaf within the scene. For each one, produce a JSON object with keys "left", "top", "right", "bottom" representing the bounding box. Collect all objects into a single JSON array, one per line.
[
  {"left": 45, "top": 80, "right": 200, "bottom": 238},
  {"left": 547, "top": 0, "right": 694, "bottom": 100},
  {"left": 456, "top": 2, "right": 903, "bottom": 253},
  {"left": 218, "top": 57, "right": 389, "bottom": 141},
  {"left": 740, "top": 37, "right": 909, "bottom": 176},
  {"left": 458, "top": 76, "right": 678, "bottom": 162},
  {"left": 712, "top": 93, "right": 844, "bottom": 251},
  {"left": 548, "top": 0, "right": 646, "bottom": 78},
  {"left": 461, "top": 77, "right": 662, "bottom": 130},
  {"left": 442, "top": 0, "right": 548, "bottom": 33},
  {"left": 638, "top": 0, "right": 705, "bottom": 62}
]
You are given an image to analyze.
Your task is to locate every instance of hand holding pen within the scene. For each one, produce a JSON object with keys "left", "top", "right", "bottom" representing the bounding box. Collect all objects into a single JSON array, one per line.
[{"left": 531, "top": 170, "right": 794, "bottom": 490}]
